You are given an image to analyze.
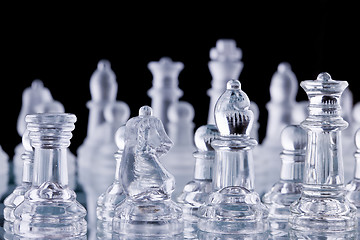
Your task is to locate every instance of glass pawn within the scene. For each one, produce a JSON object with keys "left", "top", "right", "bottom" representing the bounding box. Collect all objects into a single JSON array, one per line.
[
  {"left": 3, "top": 130, "right": 33, "bottom": 236},
  {"left": 289, "top": 73, "right": 357, "bottom": 237},
  {"left": 96, "top": 126, "right": 126, "bottom": 239},
  {"left": 197, "top": 79, "right": 269, "bottom": 237},
  {"left": 261, "top": 124, "right": 306, "bottom": 238},
  {"left": 13, "top": 113, "right": 87, "bottom": 239},
  {"left": 112, "top": 106, "right": 184, "bottom": 238},
  {"left": 177, "top": 124, "right": 219, "bottom": 239}
]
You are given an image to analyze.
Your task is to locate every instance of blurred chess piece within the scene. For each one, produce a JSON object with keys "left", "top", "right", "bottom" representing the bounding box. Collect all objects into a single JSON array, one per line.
[
  {"left": 177, "top": 124, "right": 219, "bottom": 239},
  {"left": 160, "top": 101, "right": 196, "bottom": 199},
  {"left": 147, "top": 57, "right": 184, "bottom": 132},
  {"left": 207, "top": 39, "right": 243, "bottom": 125},
  {"left": 255, "top": 62, "right": 299, "bottom": 196},
  {"left": 250, "top": 101, "right": 260, "bottom": 141},
  {"left": 13, "top": 79, "right": 53, "bottom": 185},
  {"left": 112, "top": 106, "right": 184, "bottom": 238}
]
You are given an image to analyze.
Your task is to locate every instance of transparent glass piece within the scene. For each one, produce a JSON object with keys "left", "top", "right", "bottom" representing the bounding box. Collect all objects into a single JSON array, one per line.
[
  {"left": 289, "top": 72, "right": 357, "bottom": 233},
  {"left": 262, "top": 125, "right": 306, "bottom": 237},
  {"left": 198, "top": 80, "right": 268, "bottom": 235},
  {"left": 96, "top": 126, "right": 126, "bottom": 239},
  {"left": 176, "top": 124, "right": 219, "bottom": 239},
  {"left": 3, "top": 130, "right": 33, "bottom": 234},
  {"left": 13, "top": 113, "right": 87, "bottom": 239},
  {"left": 147, "top": 57, "right": 184, "bottom": 132},
  {"left": 112, "top": 106, "right": 183, "bottom": 237},
  {"left": 161, "top": 101, "right": 196, "bottom": 199}
]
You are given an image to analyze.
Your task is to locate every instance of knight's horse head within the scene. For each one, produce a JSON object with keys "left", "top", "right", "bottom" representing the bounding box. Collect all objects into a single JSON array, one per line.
[{"left": 125, "top": 106, "right": 173, "bottom": 158}]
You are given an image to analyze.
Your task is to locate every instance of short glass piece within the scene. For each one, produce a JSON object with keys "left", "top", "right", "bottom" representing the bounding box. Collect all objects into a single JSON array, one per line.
[
  {"left": 112, "top": 106, "right": 183, "bottom": 238},
  {"left": 13, "top": 113, "right": 87, "bottom": 239},
  {"left": 262, "top": 124, "right": 306, "bottom": 237},
  {"left": 289, "top": 73, "right": 357, "bottom": 235},
  {"left": 96, "top": 126, "right": 126, "bottom": 239},
  {"left": 197, "top": 79, "right": 269, "bottom": 235},
  {"left": 177, "top": 124, "right": 219, "bottom": 239}
]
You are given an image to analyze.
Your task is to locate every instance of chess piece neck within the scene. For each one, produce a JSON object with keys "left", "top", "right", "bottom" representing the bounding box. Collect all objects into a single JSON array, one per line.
[
  {"left": 193, "top": 151, "right": 215, "bottom": 180},
  {"left": 114, "top": 151, "right": 122, "bottom": 181},
  {"left": 212, "top": 136, "right": 257, "bottom": 191},
  {"left": 280, "top": 148, "right": 304, "bottom": 181},
  {"left": 21, "top": 151, "right": 33, "bottom": 184},
  {"left": 354, "top": 150, "right": 360, "bottom": 179}
]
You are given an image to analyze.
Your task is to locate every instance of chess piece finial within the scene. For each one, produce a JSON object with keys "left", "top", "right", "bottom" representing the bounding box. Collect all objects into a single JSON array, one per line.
[
  {"left": 112, "top": 106, "right": 183, "bottom": 237},
  {"left": 96, "top": 126, "right": 127, "bottom": 238},
  {"left": 207, "top": 39, "right": 244, "bottom": 124},
  {"left": 289, "top": 72, "right": 357, "bottom": 236},
  {"left": 198, "top": 79, "right": 268, "bottom": 236},
  {"left": 147, "top": 57, "right": 184, "bottom": 132},
  {"left": 13, "top": 113, "right": 87, "bottom": 238}
]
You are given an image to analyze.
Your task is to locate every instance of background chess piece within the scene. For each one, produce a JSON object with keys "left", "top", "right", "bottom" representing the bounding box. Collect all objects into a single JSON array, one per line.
[
  {"left": 147, "top": 57, "right": 184, "bottom": 133},
  {"left": 160, "top": 101, "right": 196, "bottom": 199}
]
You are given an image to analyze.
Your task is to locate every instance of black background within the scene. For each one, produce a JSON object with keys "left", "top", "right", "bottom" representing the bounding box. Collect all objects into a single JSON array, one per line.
[{"left": 0, "top": 3, "right": 359, "bottom": 159}]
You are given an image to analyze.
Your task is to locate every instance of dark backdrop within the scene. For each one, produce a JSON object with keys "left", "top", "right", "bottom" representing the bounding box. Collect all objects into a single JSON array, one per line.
[{"left": 0, "top": 3, "right": 359, "bottom": 158}]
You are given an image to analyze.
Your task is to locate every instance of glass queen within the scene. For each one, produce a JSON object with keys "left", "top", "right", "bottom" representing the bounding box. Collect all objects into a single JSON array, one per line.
[{"left": 289, "top": 73, "right": 357, "bottom": 235}]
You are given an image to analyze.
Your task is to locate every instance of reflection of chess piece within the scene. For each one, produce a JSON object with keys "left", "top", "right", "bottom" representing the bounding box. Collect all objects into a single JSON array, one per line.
[
  {"left": 289, "top": 73, "right": 357, "bottom": 237},
  {"left": 207, "top": 39, "right": 243, "bottom": 124},
  {"left": 177, "top": 124, "right": 219, "bottom": 239},
  {"left": 3, "top": 130, "right": 33, "bottom": 236},
  {"left": 14, "top": 79, "right": 53, "bottom": 185},
  {"left": 161, "top": 101, "right": 196, "bottom": 199},
  {"left": 198, "top": 80, "right": 268, "bottom": 237},
  {"left": 262, "top": 125, "right": 306, "bottom": 238},
  {"left": 13, "top": 113, "right": 87, "bottom": 239},
  {"left": 147, "top": 57, "right": 184, "bottom": 132},
  {"left": 112, "top": 106, "right": 184, "bottom": 238},
  {"left": 96, "top": 126, "right": 126, "bottom": 239}
]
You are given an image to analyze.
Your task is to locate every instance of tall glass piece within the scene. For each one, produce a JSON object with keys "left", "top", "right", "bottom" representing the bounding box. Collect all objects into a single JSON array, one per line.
[
  {"left": 13, "top": 113, "right": 87, "bottom": 239},
  {"left": 289, "top": 73, "right": 357, "bottom": 236},
  {"left": 197, "top": 79, "right": 268, "bottom": 236},
  {"left": 262, "top": 124, "right": 306, "bottom": 238},
  {"left": 112, "top": 106, "right": 183, "bottom": 238}
]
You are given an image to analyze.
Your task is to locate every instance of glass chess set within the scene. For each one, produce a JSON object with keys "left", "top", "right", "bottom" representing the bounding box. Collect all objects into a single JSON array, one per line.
[{"left": 0, "top": 39, "right": 360, "bottom": 240}]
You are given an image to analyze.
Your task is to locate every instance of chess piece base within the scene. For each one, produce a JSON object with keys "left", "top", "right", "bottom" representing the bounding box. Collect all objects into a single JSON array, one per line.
[{"left": 112, "top": 198, "right": 183, "bottom": 237}]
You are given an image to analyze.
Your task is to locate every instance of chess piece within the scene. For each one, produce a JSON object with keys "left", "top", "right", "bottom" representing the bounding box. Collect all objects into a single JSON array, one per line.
[
  {"left": 207, "top": 39, "right": 243, "bottom": 125},
  {"left": 262, "top": 124, "right": 306, "bottom": 238},
  {"left": 13, "top": 113, "right": 87, "bottom": 239},
  {"left": 160, "top": 101, "right": 196, "bottom": 199},
  {"left": 79, "top": 101, "right": 130, "bottom": 239},
  {"left": 197, "top": 80, "right": 269, "bottom": 236},
  {"left": 147, "top": 57, "right": 184, "bottom": 132},
  {"left": 0, "top": 144, "right": 9, "bottom": 182},
  {"left": 289, "top": 73, "right": 357, "bottom": 236},
  {"left": 3, "top": 130, "right": 33, "bottom": 236},
  {"left": 96, "top": 126, "right": 126, "bottom": 239},
  {"left": 13, "top": 79, "right": 53, "bottom": 185},
  {"left": 15, "top": 100, "right": 77, "bottom": 190},
  {"left": 250, "top": 101, "right": 260, "bottom": 141},
  {"left": 255, "top": 62, "right": 299, "bottom": 196},
  {"left": 177, "top": 124, "right": 219, "bottom": 239},
  {"left": 112, "top": 106, "right": 184, "bottom": 238}
]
